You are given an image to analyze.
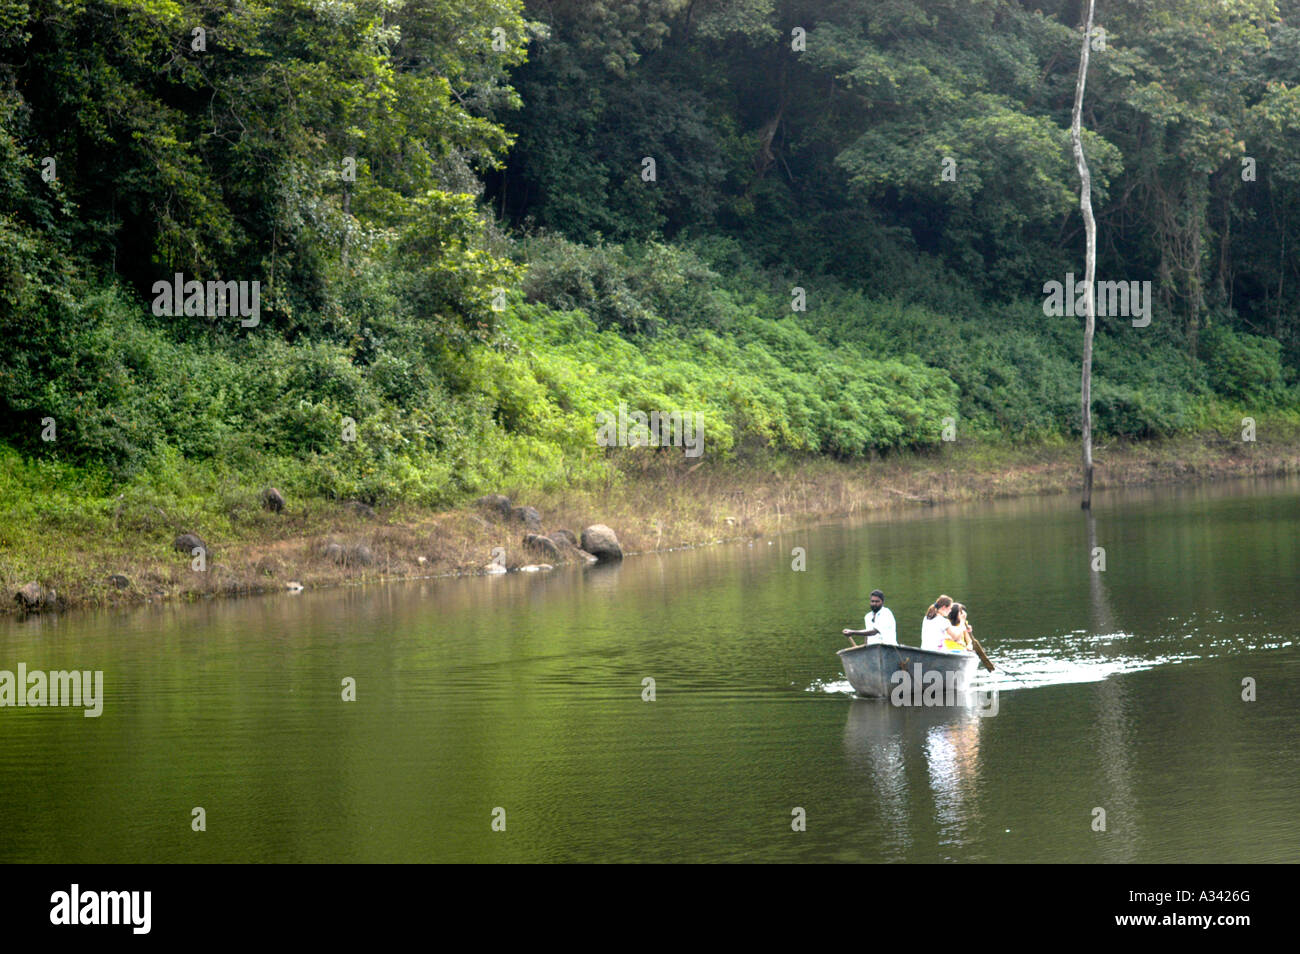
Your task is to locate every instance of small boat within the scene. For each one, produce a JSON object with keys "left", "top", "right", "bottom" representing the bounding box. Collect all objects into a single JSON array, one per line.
[{"left": 837, "top": 642, "right": 980, "bottom": 699}]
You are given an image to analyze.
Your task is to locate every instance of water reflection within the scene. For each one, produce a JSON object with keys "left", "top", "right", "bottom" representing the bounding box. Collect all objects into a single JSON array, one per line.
[
  {"left": 925, "top": 707, "right": 984, "bottom": 843},
  {"left": 1087, "top": 509, "right": 1137, "bottom": 858},
  {"left": 1086, "top": 509, "right": 1115, "bottom": 635},
  {"left": 843, "top": 699, "right": 986, "bottom": 854},
  {"left": 842, "top": 700, "right": 913, "bottom": 853}
]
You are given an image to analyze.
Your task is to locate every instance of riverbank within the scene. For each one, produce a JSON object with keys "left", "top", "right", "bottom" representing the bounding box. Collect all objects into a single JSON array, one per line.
[{"left": 6, "top": 424, "right": 1300, "bottom": 616}]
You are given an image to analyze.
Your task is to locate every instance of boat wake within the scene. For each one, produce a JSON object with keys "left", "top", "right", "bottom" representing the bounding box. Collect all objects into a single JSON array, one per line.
[{"left": 809, "top": 677, "right": 856, "bottom": 695}]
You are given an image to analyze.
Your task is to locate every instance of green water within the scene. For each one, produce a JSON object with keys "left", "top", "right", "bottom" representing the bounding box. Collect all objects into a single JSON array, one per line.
[{"left": 3, "top": 477, "right": 1298, "bottom": 862}]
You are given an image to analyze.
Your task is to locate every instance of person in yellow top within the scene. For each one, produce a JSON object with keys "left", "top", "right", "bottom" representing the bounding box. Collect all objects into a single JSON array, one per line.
[{"left": 942, "top": 603, "right": 973, "bottom": 652}]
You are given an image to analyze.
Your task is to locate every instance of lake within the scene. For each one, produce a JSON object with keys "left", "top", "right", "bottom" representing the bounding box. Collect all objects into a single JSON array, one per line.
[{"left": 3, "top": 476, "right": 1297, "bottom": 862}]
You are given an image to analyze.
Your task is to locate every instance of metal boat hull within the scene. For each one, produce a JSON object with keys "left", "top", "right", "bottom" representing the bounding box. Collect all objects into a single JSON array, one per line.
[{"left": 836, "top": 642, "right": 980, "bottom": 699}]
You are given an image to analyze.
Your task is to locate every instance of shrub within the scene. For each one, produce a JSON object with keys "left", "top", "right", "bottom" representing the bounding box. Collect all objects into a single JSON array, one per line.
[{"left": 1202, "top": 325, "right": 1286, "bottom": 402}]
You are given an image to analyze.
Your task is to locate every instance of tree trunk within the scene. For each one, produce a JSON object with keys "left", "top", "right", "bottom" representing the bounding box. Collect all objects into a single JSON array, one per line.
[{"left": 1070, "top": 0, "right": 1098, "bottom": 510}]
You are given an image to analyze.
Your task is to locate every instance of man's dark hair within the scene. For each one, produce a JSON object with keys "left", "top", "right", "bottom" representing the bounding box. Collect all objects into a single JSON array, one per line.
[{"left": 870, "top": 589, "right": 885, "bottom": 600}]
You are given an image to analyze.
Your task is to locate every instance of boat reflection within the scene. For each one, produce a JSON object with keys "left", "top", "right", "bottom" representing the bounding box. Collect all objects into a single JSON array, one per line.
[{"left": 843, "top": 697, "right": 988, "bottom": 853}]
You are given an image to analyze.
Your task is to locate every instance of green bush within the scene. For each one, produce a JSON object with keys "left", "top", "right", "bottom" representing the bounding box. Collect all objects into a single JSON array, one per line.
[
  {"left": 3, "top": 229, "right": 1297, "bottom": 515},
  {"left": 1202, "top": 325, "right": 1286, "bottom": 402},
  {"left": 1091, "top": 382, "right": 1191, "bottom": 438}
]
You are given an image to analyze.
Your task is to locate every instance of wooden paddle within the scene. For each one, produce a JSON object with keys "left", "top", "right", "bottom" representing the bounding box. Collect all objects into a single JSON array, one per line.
[
  {"left": 967, "top": 625, "right": 1034, "bottom": 685},
  {"left": 970, "top": 634, "right": 996, "bottom": 672}
]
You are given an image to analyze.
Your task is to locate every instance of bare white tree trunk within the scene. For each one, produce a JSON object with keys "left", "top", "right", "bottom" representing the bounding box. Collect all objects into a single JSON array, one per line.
[{"left": 1070, "top": 0, "right": 1098, "bottom": 510}]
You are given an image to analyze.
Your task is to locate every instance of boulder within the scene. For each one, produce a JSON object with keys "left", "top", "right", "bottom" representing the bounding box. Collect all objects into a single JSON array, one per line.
[
  {"left": 511, "top": 506, "right": 542, "bottom": 531},
  {"left": 348, "top": 544, "right": 375, "bottom": 566},
  {"left": 108, "top": 574, "right": 130, "bottom": 589},
  {"left": 343, "top": 500, "right": 376, "bottom": 519},
  {"left": 476, "top": 494, "right": 512, "bottom": 519},
  {"left": 173, "top": 533, "right": 206, "bottom": 555},
  {"left": 14, "top": 582, "right": 43, "bottom": 610},
  {"left": 550, "top": 529, "right": 579, "bottom": 548},
  {"left": 523, "top": 533, "right": 561, "bottom": 561},
  {"left": 322, "top": 542, "right": 347, "bottom": 564},
  {"left": 261, "top": 487, "right": 286, "bottom": 513},
  {"left": 581, "top": 524, "right": 623, "bottom": 563}
]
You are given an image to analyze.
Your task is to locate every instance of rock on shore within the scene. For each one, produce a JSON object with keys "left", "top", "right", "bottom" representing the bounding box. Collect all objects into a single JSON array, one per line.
[
  {"left": 173, "top": 533, "right": 206, "bottom": 555},
  {"left": 512, "top": 506, "right": 542, "bottom": 531},
  {"left": 523, "top": 533, "right": 561, "bottom": 561},
  {"left": 476, "top": 494, "right": 512, "bottom": 519},
  {"left": 550, "top": 529, "right": 579, "bottom": 548},
  {"left": 581, "top": 524, "right": 623, "bottom": 563}
]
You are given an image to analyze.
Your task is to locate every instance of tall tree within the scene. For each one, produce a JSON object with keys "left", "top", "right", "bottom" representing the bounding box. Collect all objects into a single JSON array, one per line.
[{"left": 1071, "top": 0, "right": 1098, "bottom": 510}]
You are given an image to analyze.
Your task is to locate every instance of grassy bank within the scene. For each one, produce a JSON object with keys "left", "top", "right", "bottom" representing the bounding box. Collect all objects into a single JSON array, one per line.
[{"left": 6, "top": 421, "right": 1299, "bottom": 617}]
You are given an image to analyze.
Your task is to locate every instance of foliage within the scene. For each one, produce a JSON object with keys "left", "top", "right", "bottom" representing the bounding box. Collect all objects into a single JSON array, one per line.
[{"left": 2, "top": 0, "right": 1299, "bottom": 513}]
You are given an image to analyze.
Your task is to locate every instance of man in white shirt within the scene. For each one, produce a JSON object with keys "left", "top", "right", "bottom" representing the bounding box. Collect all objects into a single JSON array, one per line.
[{"left": 843, "top": 589, "right": 897, "bottom": 646}]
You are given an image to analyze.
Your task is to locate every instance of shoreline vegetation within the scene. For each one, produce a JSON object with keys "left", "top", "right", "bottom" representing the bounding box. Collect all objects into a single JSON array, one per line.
[
  {"left": 7, "top": 5, "right": 1300, "bottom": 620},
  {"left": 6, "top": 425, "right": 1298, "bottom": 618}
]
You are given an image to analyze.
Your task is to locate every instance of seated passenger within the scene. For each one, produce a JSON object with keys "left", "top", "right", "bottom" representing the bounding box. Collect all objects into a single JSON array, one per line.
[
  {"left": 943, "top": 603, "right": 973, "bottom": 652},
  {"left": 921, "top": 595, "right": 953, "bottom": 651}
]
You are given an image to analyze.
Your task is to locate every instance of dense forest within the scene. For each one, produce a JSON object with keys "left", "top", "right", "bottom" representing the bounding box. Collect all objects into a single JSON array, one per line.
[{"left": 3, "top": 0, "right": 1299, "bottom": 509}]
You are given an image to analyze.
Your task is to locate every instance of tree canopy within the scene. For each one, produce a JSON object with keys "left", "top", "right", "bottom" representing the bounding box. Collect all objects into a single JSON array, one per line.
[{"left": 2, "top": 0, "right": 1298, "bottom": 502}]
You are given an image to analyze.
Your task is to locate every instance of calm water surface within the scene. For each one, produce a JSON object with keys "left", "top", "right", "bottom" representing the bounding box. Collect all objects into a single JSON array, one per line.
[{"left": 3, "top": 477, "right": 1298, "bottom": 862}]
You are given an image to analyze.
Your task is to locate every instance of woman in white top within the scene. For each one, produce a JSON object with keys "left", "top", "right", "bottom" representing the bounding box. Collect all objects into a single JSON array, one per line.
[{"left": 921, "top": 595, "right": 953, "bottom": 651}]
